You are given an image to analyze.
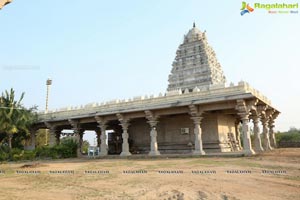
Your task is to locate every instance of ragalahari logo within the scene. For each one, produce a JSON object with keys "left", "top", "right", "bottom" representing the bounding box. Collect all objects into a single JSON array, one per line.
[{"left": 240, "top": 2, "right": 254, "bottom": 15}]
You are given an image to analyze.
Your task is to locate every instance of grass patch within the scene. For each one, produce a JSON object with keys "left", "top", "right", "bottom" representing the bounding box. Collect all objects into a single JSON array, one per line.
[
  {"left": 282, "top": 175, "right": 300, "bottom": 181},
  {"left": 187, "top": 158, "right": 228, "bottom": 166}
]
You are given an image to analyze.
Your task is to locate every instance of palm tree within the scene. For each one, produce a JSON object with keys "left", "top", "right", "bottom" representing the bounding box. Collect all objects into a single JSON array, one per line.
[{"left": 0, "top": 88, "right": 37, "bottom": 150}]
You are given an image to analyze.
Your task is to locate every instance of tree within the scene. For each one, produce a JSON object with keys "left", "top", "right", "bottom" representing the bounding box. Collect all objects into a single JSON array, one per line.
[
  {"left": 288, "top": 127, "right": 298, "bottom": 133},
  {"left": 0, "top": 88, "right": 37, "bottom": 150},
  {"left": 82, "top": 140, "right": 90, "bottom": 154},
  {"left": 35, "top": 129, "right": 47, "bottom": 147}
]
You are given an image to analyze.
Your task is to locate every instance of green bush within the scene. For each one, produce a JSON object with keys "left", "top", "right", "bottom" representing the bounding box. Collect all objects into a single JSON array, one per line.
[
  {"left": 12, "top": 153, "right": 22, "bottom": 161},
  {"left": 59, "top": 139, "right": 77, "bottom": 158},
  {"left": 276, "top": 132, "right": 300, "bottom": 144},
  {"left": 0, "top": 151, "right": 9, "bottom": 161},
  {"left": 22, "top": 151, "right": 36, "bottom": 160},
  {"left": 0, "top": 144, "right": 10, "bottom": 153},
  {"left": 10, "top": 148, "right": 23, "bottom": 161},
  {"left": 10, "top": 148, "right": 22, "bottom": 155},
  {"left": 0, "top": 138, "right": 78, "bottom": 161},
  {"left": 0, "top": 145, "right": 9, "bottom": 161},
  {"left": 35, "top": 139, "right": 77, "bottom": 159},
  {"left": 35, "top": 146, "right": 58, "bottom": 159}
]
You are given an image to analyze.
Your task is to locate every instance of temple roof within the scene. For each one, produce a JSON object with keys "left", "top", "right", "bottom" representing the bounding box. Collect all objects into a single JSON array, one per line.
[
  {"left": 184, "top": 23, "right": 202, "bottom": 42},
  {"left": 36, "top": 81, "right": 276, "bottom": 126},
  {"left": 167, "top": 23, "right": 226, "bottom": 92}
]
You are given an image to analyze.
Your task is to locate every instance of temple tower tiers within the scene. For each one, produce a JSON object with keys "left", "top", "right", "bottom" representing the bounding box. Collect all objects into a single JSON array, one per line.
[{"left": 167, "top": 23, "right": 226, "bottom": 92}]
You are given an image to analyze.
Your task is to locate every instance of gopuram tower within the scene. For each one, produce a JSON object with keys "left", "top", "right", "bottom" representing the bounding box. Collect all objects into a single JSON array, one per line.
[{"left": 167, "top": 23, "right": 226, "bottom": 92}]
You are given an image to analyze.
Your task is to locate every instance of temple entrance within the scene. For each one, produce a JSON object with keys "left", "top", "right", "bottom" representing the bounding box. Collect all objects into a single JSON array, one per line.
[{"left": 108, "top": 131, "right": 122, "bottom": 154}]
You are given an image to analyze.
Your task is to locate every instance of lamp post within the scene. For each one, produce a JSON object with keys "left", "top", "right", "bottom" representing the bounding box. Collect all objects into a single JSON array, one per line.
[
  {"left": 45, "top": 78, "right": 52, "bottom": 145},
  {"left": 45, "top": 78, "right": 52, "bottom": 114}
]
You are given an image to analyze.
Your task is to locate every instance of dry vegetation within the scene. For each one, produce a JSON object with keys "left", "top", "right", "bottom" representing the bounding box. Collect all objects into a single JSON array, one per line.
[{"left": 0, "top": 148, "right": 299, "bottom": 200}]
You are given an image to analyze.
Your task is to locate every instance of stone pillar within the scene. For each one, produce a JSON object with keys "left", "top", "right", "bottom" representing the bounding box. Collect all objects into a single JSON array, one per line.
[
  {"left": 68, "top": 119, "right": 84, "bottom": 157},
  {"left": 269, "top": 111, "right": 279, "bottom": 148},
  {"left": 31, "top": 130, "right": 36, "bottom": 150},
  {"left": 79, "top": 129, "right": 84, "bottom": 153},
  {"left": 269, "top": 120, "right": 276, "bottom": 148},
  {"left": 119, "top": 120, "right": 131, "bottom": 156},
  {"left": 95, "top": 116, "right": 108, "bottom": 156},
  {"left": 261, "top": 117, "right": 272, "bottom": 151},
  {"left": 236, "top": 99, "right": 255, "bottom": 156},
  {"left": 189, "top": 105, "right": 205, "bottom": 155},
  {"left": 145, "top": 110, "right": 160, "bottom": 156},
  {"left": 241, "top": 115, "right": 255, "bottom": 155},
  {"left": 235, "top": 121, "right": 242, "bottom": 151},
  {"left": 99, "top": 124, "right": 108, "bottom": 156},
  {"left": 49, "top": 130, "right": 56, "bottom": 146},
  {"left": 252, "top": 116, "right": 264, "bottom": 152},
  {"left": 45, "top": 122, "right": 57, "bottom": 147},
  {"left": 55, "top": 131, "right": 61, "bottom": 145},
  {"left": 73, "top": 128, "right": 84, "bottom": 157},
  {"left": 116, "top": 113, "right": 131, "bottom": 156},
  {"left": 148, "top": 120, "right": 160, "bottom": 156},
  {"left": 25, "top": 128, "right": 37, "bottom": 150},
  {"left": 191, "top": 116, "right": 205, "bottom": 155},
  {"left": 95, "top": 128, "right": 101, "bottom": 149}
]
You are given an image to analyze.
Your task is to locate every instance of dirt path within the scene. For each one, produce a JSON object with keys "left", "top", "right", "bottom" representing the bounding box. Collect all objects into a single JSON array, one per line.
[{"left": 0, "top": 148, "right": 299, "bottom": 200}]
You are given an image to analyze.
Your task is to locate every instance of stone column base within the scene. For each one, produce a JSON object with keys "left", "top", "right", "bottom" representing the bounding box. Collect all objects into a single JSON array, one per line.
[
  {"left": 77, "top": 149, "right": 83, "bottom": 158},
  {"left": 243, "top": 149, "right": 255, "bottom": 156},
  {"left": 99, "top": 151, "right": 108, "bottom": 156},
  {"left": 120, "top": 151, "right": 132, "bottom": 156},
  {"left": 253, "top": 147, "right": 264, "bottom": 153},
  {"left": 24, "top": 145, "right": 35, "bottom": 151},
  {"left": 149, "top": 151, "right": 160, "bottom": 156},
  {"left": 264, "top": 144, "right": 273, "bottom": 151},
  {"left": 49, "top": 132, "right": 56, "bottom": 147},
  {"left": 270, "top": 140, "right": 276, "bottom": 149},
  {"left": 193, "top": 150, "right": 205, "bottom": 155}
]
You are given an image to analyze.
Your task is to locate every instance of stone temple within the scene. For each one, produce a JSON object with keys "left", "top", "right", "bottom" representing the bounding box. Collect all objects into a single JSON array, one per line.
[
  {"left": 29, "top": 23, "right": 280, "bottom": 157},
  {"left": 167, "top": 23, "right": 226, "bottom": 92}
]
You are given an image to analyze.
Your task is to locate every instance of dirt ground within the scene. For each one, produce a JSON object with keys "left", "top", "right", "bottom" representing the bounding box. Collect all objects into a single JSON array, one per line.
[{"left": 0, "top": 148, "right": 299, "bottom": 200}]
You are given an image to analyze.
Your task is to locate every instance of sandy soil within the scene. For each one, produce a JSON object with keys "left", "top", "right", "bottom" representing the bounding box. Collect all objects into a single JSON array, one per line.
[{"left": 0, "top": 148, "right": 299, "bottom": 200}]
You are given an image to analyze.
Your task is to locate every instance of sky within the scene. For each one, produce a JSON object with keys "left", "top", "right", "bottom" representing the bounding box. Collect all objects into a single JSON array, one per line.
[{"left": 0, "top": 0, "right": 299, "bottom": 143}]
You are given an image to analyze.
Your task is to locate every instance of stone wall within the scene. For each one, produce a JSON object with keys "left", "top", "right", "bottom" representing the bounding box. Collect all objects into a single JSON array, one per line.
[
  {"left": 128, "top": 118, "right": 150, "bottom": 153},
  {"left": 201, "top": 112, "right": 233, "bottom": 153},
  {"left": 217, "top": 113, "right": 236, "bottom": 152},
  {"left": 128, "top": 114, "right": 194, "bottom": 154},
  {"left": 158, "top": 114, "right": 194, "bottom": 154},
  {"left": 127, "top": 113, "right": 235, "bottom": 154}
]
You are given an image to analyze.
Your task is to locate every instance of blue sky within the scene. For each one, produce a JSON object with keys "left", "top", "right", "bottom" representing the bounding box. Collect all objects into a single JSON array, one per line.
[{"left": 0, "top": 1, "right": 299, "bottom": 142}]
